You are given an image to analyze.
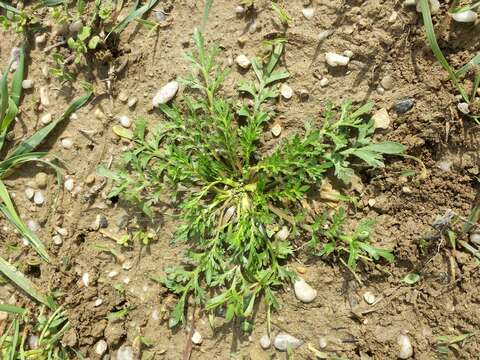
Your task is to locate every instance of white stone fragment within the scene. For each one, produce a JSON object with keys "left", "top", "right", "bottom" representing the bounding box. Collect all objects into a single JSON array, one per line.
[
  {"left": 152, "top": 81, "right": 179, "bottom": 107},
  {"left": 325, "top": 52, "right": 350, "bottom": 67}
]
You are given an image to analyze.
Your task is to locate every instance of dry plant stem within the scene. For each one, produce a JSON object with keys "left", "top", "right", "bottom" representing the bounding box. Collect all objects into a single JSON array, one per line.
[{"left": 340, "top": 258, "right": 364, "bottom": 287}]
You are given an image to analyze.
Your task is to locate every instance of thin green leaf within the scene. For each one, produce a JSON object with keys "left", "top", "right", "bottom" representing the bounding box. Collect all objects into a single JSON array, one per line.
[
  {"left": 108, "top": 0, "right": 160, "bottom": 37},
  {"left": 0, "top": 1, "right": 21, "bottom": 14},
  {"left": 402, "top": 272, "right": 420, "bottom": 284},
  {"left": 0, "top": 257, "right": 48, "bottom": 305},
  {"left": 0, "top": 304, "right": 26, "bottom": 315},
  {"left": 202, "top": 0, "right": 213, "bottom": 30}
]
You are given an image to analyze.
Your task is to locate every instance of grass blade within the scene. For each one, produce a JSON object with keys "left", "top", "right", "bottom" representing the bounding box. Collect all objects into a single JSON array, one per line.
[
  {"left": 455, "top": 53, "right": 480, "bottom": 78},
  {"left": 7, "top": 91, "right": 92, "bottom": 159},
  {"left": 0, "top": 304, "right": 26, "bottom": 315},
  {"left": 9, "top": 319, "right": 20, "bottom": 360},
  {"left": 0, "top": 60, "right": 10, "bottom": 123},
  {"left": 0, "top": 256, "right": 48, "bottom": 305},
  {"left": 108, "top": 0, "right": 159, "bottom": 37},
  {"left": 202, "top": 0, "right": 213, "bottom": 30},
  {"left": 0, "top": 1, "right": 21, "bottom": 14},
  {"left": 0, "top": 180, "right": 50, "bottom": 261},
  {"left": 418, "top": 0, "right": 469, "bottom": 101}
]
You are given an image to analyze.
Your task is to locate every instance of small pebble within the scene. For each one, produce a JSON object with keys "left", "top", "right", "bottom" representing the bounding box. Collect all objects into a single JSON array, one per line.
[
  {"left": 319, "top": 337, "right": 328, "bottom": 349},
  {"left": 376, "top": 85, "right": 385, "bottom": 95},
  {"left": 368, "top": 198, "right": 376, "bottom": 207},
  {"left": 108, "top": 270, "right": 119, "bottom": 278},
  {"left": 363, "top": 291, "right": 376, "bottom": 305},
  {"left": 260, "top": 334, "right": 271, "bottom": 349},
  {"left": 372, "top": 108, "right": 391, "bottom": 129},
  {"left": 343, "top": 50, "right": 354, "bottom": 58},
  {"left": 154, "top": 10, "right": 167, "bottom": 22},
  {"left": 94, "top": 108, "right": 105, "bottom": 120},
  {"left": 117, "top": 345, "right": 134, "bottom": 360},
  {"left": 28, "top": 335, "right": 39, "bottom": 349},
  {"left": 248, "top": 19, "right": 257, "bottom": 34},
  {"left": 325, "top": 52, "right": 350, "bottom": 67},
  {"left": 152, "top": 81, "right": 179, "bottom": 107},
  {"left": 436, "top": 159, "right": 452, "bottom": 172},
  {"left": 397, "top": 333, "right": 413, "bottom": 359},
  {"left": 40, "top": 113, "right": 52, "bottom": 125},
  {"left": 69, "top": 19, "right": 83, "bottom": 33},
  {"left": 33, "top": 191, "right": 45, "bottom": 206},
  {"left": 22, "top": 79, "right": 34, "bottom": 89},
  {"left": 85, "top": 174, "right": 96, "bottom": 185},
  {"left": 82, "top": 272, "right": 90, "bottom": 287},
  {"left": 56, "top": 227, "right": 68, "bottom": 236},
  {"left": 0, "top": 311, "right": 7, "bottom": 321},
  {"left": 388, "top": 11, "right": 398, "bottom": 23},
  {"left": 192, "top": 330, "right": 203, "bottom": 345},
  {"left": 64, "top": 178, "right": 74, "bottom": 192},
  {"left": 393, "top": 98, "right": 415, "bottom": 114},
  {"left": 280, "top": 84, "right": 293, "bottom": 99},
  {"left": 39, "top": 86, "right": 49, "bottom": 107},
  {"left": 319, "top": 78, "right": 329, "bottom": 87},
  {"left": 119, "top": 115, "right": 132, "bottom": 128},
  {"left": 457, "top": 102, "right": 470, "bottom": 114},
  {"left": 95, "top": 214, "right": 108, "bottom": 229},
  {"left": 95, "top": 340, "right": 108, "bottom": 355},
  {"left": 470, "top": 233, "right": 480, "bottom": 245},
  {"left": 27, "top": 220, "right": 40, "bottom": 232},
  {"left": 275, "top": 226, "right": 289, "bottom": 240},
  {"left": 302, "top": 7, "right": 315, "bottom": 19},
  {"left": 271, "top": 123, "right": 282, "bottom": 137},
  {"left": 318, "top": 29, "right": 334, "bottom": 41},
  {"left": 451, "top": 10, "right": 477, "bottom": 23},
  {"left": 122, "top": 260, "right": 133, "bottom": 270},
  {"left": 127, "top": 97, "right": 138, "bottom": 108},
  {"left": 95, "top": 298, "right": 103, "bottom": 307},
  {"left": 118, "top": 90, "right": 128, "bottom": 103},
  {"left": 25, "top": 188, "right": 35, "bottom": 200},
  {"left": 380, "top": 75, "right": 394, "bottom": 90},
  {"left": 52, "top": 235, "right": 63, "bottom": 245},
  {"left": 70, "top": 113, "right": 78, "bottom": 121},
  {"left": 296, "top": 266, "right": 306, "bottom": 274},
  {"left": 61, "top": 138, "right": 74, "bottom": 149},
  {"left": 294, "top": 278, "right": 317, "bottom": 303},
  {"left": 273, "top": 333, "right": 303, "bottom": 352},
  {"left": 299, "top": 88, "right": 309, "bottom": 101},
  {"left": 35, "top": 33, "right": 47, "bottom": 47},
  {"left": 235, "top": 54, "right": 251, "bottom": 69},
  {"left": 235, "top": 5, "right": 245, "bottom": 16}
]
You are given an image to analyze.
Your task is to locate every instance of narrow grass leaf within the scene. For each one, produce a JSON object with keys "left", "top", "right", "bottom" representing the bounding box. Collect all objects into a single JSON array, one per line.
[
  {"left": 0, "top": 1, "right": 21, "bottom": 14},
  {"left": 7, "top": 92, "right": 92, "bottom": 159},
  {"left": 0, "top": 257, "right": 48, "bottom": 305},
  {"left": 108, "top": 0, "right": 159, "bottom": 36},
  {"left": 202, "top": 0, "right": 214, "bottom": 30},
  {"left": 0, "top": 304, "right": 26, "bottom": 315}
]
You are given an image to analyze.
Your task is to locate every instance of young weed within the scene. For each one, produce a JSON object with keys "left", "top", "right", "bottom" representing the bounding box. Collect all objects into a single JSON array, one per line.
[
  {"left": 418, "top": 0, "right": 480, "bottom": 122},
  {"left": 102, "top": 29, "right": 404, "bottom": 329},
  {"left": 435, "top": 332, "right": 474, "bottom": 356}
]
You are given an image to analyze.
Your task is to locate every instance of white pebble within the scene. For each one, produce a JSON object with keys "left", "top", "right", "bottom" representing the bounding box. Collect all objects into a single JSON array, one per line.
[
  {"left": 61, "top": 138, "right": 74, "bottom": 149},
  {"left": 56, "top": 227, "right": 68, "bottom": 236},
  {"left": 248, "top": 19, "right": 257, "bottom": 34},
  {"left": 52, "top": 235, "right": 63, "bottom": 245},
  {"left": 192, "top": 330, "right": 203, "bottom": 345},
  {"left": 275, "top": 226, "right": 290, "bottom": 240},
  {"left": 302, "top": 7, "right": 315, "bottom": 19},
  {"left": 33, "top": 191, "right": 45, "bottom": 206},
  {"left": 95, "top": 298, "right": 103, "bottom": 307},
  {"left": 470, "top": 233, "right": 480, "bottom": 245},
  {"left": 260, "top": 334, "right": 271, "bottom": 349},
  {"left": 35, "top": 33, "right": 47, "bottom": 47},
  {"left": 388, "top": 11, "right": 398, "bottom": 23},
  {"left": 25, "top": 188, "right": 35, "bottom": 200},
  {"left": 119, "top": 115, "right": 132, "bottom": 128},
  {"left": 117, "top": 345, "right": 134, "bottom": 360},
  {"left": 22, "top": 79, "right": 34, "bottom": 89},
  {"left": 95, "top": 340, "right": 108, "bottom": 355},
  {"left": 273, "top": 333, "right": 303, "bottom": 352},
  {"left": 0, "top": 311, "right": 8, "bottom": 321},
  {"left": 235, "top": 5, "right": 245, "bottom": 16},
  {"left": 28, "top": 335, "right": 39, "bottom": 349},
  {"left": 436, "top": 159, "right": 452, "bottom": 172},
  {"left": 123, "top": 277, "right": 130, "bottom": 284},
  {"left": 40, "top": 113, "right": 52, "bottom": 125},
  {"left": 319, "top": 78, "right": 329, "bottom": 87},
  {"left": 457, "top": 102, "right": 470, "bottom": 114},
  {"left": 69, "top": 113, "right": 78, "bottom": 121},
  {"left": 235, "top": 54, "right": 251, "bottom": 69},
  {"left": 372, "top": 108, "right": 391, "bottom": 129},
  {"left": 343, "top": 50, "right": 354, "bottom": 58},
  {"left": 127, "top": 97, "right": 137, "bottom": 108},
  {"left": 293, "top": 278, "right": 317, "bottom": 303},
  {"left": 271, "top": 123, "right": 282, "bottom": 137},
  {"left": 39, "top": 86, "right": 49, "bottom": 107},
  {"left": 319, "top": 337, "right": 328, "bottom": 349},
  {"left": 82, "top": 273, "right": 90, "bottom": 287},
  {"left": 122, "top": 260, "right": 133, "bottom": 270},
  {"left": 325, "top": 52, "right": 350, "bottom": 67},
  {"left": 118, "top": 90, "right": 128, "bottom": 103},
  {"left": 152, "top": 81, "right": 179, "bottom": 107},
  {"left": 451, "top": 10, "right": 477, "bottom": 23},
  {"left": 64, "top": 178, "right": 74, "bottom": 192},
  {"left": 280, "top": 84, "right": 293, "bottom": 99},
  {"left": 363, "top": 291, "right": 376, "bottom": 304},
  {"left": 397, "top": 333, "right": 413, "bottom": 359},
  {"left": 27, "top": 220, "right": 40, "bottom": 232},
  {"left": 108, "top": 270, "right": 119, "bottom": 278}
]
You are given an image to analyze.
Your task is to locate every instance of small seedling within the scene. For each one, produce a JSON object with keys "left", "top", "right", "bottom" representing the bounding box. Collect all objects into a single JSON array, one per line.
[
  {"left": 271, "top": 2, "right": 292, "bottom": 27},
  {"left": 435, "top": 332, "right": 474, "bottom": 356},
  {"left": 103, "top": 29, "right": 403, "bottom": 329},
  {"left": 67, "top": 25, "right": 101, "bottom": 64}
]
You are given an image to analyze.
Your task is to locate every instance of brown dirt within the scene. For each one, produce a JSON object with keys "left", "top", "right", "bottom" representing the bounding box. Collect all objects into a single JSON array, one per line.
[{"left": 1, "top": 0, "right": 480, "bottom": 359}]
